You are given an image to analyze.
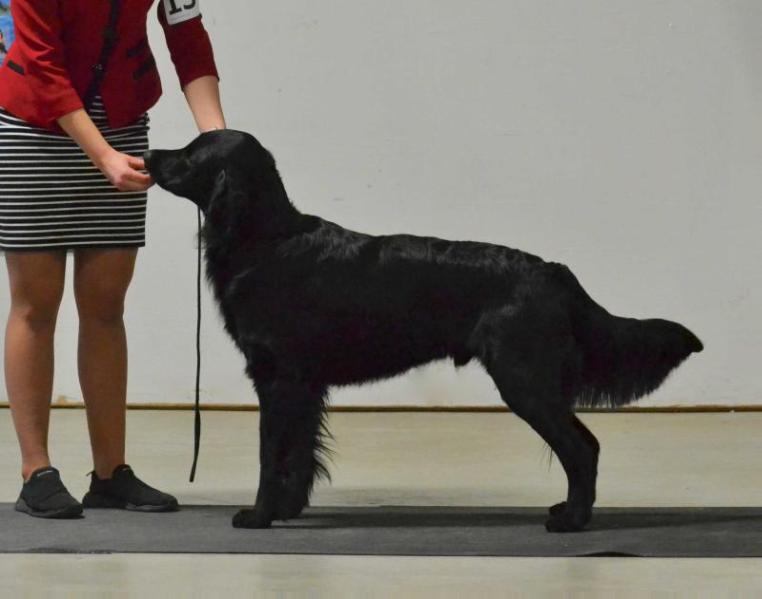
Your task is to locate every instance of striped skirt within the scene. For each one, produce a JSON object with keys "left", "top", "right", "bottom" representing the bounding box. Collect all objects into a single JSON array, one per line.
[{"left": 0, "top": 97, "right": 149, "bottom": 251}]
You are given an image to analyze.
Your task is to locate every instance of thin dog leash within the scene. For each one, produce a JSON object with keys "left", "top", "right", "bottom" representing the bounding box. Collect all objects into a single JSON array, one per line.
[
  {"left": 189, "top": 127, "right": 222, "bottom": 482},
  {"left": 189, "top": 206, "right": 202, "bottom": 482}
]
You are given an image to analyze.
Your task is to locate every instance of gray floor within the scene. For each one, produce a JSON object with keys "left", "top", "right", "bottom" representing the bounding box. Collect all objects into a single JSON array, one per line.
[
  {"left": 4, "top": 505, "right": 762, "bottom": 557},
  {"left": 1, "top": 410, "right": 762, "bottom": 595}
]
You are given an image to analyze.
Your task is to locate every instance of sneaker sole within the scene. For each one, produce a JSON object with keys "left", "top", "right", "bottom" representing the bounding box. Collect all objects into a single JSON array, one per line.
[
  {"left": 14, "top": 496, "right": 83, "bottom": 519},
  {"left": 82, "top": 492, "right": 179, "bottom": 513}
]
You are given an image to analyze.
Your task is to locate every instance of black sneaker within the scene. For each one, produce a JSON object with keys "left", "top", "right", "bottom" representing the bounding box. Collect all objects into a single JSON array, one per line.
[
  {"left": 15, "top": 466, "right": 84, "bottom": 519},
  {"left": 82, "top": 464, "right": 179, "bottom": 512}
]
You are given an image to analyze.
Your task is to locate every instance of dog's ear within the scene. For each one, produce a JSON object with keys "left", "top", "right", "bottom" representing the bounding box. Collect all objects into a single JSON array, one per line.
[
  {"left": 211, "top": 169, "right": 227, "bottom": 201},
  {"left": 205, "top": 169, "right": 228, "bottom": 213},
  {"left": 206, "top": 168, "right": 247, "bottom": 239}
]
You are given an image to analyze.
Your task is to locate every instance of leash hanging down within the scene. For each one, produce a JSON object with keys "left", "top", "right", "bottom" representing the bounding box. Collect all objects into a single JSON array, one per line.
[{"left": 189, "top": 206, "right": 202, "bottom": 482}]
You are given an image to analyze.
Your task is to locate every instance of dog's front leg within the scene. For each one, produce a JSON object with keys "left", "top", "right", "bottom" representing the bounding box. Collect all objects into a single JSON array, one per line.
[{"left": 232, "top": 378, "right": 330, "bottom": 529}]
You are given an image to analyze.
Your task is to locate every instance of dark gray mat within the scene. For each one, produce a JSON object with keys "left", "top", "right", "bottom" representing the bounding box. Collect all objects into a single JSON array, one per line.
[{"left": 1, "top": 505, "right": 761, "bottom": 557}]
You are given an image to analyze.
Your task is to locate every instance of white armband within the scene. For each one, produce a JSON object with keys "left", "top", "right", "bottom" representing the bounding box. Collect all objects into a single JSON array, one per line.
[{"left": 163, "top": 0, "right": 201, "bottom": 26}]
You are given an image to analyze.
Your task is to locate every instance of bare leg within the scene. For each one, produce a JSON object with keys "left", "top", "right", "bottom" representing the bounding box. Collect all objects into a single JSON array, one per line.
[
  {"left": 73, "top": 248, "right": 137, "bottom": 479},
  {"left": 4, "top": 251, "right": 67, "bottom": 481}
]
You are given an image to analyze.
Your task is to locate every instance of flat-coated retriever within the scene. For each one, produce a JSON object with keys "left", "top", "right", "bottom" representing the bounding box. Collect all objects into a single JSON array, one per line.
[{"left": 144, "top": 130, "right": 703, "bottom": 532}]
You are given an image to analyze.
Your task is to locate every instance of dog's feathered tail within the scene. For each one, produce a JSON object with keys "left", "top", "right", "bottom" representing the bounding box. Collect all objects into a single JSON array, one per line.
[{"left": 550, "top": 264, "right": 704, "bottom": 409}]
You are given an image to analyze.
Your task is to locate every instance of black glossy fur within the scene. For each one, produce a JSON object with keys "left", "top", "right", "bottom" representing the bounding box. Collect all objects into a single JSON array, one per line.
[{"left": 145, "top": 130, "right": 704, "bottom": 532}]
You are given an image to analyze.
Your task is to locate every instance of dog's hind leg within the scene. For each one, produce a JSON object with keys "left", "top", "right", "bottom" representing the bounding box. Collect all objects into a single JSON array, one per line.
[
  {"left": 547, "top": 414, "right": 599, "bottom": 519},
  {"left": 495, "top": 376, "right": 598, "bottom": 531},
  {"left": 479, "top": 318, "right": 599, "bottom": 532},
  {"left": 232, "top": 379, "right": 330, "bottom": 529}
]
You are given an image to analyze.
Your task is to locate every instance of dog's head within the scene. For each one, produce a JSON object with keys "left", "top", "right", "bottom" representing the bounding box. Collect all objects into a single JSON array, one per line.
[{"left": 144, "top": 129, "right": 282, "bottom": 215}]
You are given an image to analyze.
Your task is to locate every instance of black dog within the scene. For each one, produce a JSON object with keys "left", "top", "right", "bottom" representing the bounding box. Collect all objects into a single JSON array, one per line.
[{"left": 145, "top": 130, "right": 703, "bottom": 532}]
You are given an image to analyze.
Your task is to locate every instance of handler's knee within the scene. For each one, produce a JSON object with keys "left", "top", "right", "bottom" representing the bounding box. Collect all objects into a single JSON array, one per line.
[
  {"left": 74, "top": 279, "right": 129, "bottom": 325},
  {"left": 8, "top": 275, "right": 65, "bottom": 334}
]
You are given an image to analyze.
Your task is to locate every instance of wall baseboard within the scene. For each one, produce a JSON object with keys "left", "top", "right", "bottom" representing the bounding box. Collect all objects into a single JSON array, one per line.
[{"left": 0, "top": 402, "right": 760, "bottom": 413}]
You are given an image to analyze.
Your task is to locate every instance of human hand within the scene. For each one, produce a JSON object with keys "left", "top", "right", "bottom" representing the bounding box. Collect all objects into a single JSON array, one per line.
[{"left": 95, "top": 148, "right": 154, "bottom": 192}]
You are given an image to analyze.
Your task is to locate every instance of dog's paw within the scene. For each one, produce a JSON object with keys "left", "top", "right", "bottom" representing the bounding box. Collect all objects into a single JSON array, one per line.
[
  {"left": 232, "top": 508, "right": 273, "bottom": 529},
  {"left": 279, "top": 504, "right": 305, "bottom": 521},
  {"left": 278, "top": 495, "right": 309, "bottom": 521},
  {"left": 544, "top": 505, "right": 591, "bottom": 533},
  {"left": 545, "top": 515, "right": 583, "bottom": 533}
]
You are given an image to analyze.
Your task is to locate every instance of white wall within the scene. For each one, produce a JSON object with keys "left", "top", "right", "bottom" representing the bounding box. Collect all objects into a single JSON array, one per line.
[{"left": 1, "top": 0, "right": 760, "bottom": 407}]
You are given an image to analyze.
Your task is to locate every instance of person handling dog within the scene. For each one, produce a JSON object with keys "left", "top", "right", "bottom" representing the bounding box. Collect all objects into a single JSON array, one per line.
[{"left": 0, "top": 0, "right": 225, "bottom": 518}]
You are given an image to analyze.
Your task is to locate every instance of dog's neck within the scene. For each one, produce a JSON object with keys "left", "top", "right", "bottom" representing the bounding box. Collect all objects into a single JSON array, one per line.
[{"left": 201, "top": 185, "right": 301, "bottom": 300}]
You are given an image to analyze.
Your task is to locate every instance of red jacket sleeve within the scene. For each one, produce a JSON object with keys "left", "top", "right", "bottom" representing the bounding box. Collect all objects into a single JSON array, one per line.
[
  {"left": 12, "top": 0, "right": 84, "bottom": 123},
  {"left": 158, "top": 2, "right": 219, "bottom": 89}
]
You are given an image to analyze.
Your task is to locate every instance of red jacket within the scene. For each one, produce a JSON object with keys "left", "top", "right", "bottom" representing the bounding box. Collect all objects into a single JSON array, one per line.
[{"left": 0, "top": 0, "right": 218, "bottom": 130}]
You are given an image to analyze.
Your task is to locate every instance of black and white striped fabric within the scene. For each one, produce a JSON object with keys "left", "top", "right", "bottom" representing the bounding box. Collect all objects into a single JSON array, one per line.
[{"left": 0, "top": 97, "right": 149, "bottom": 251}]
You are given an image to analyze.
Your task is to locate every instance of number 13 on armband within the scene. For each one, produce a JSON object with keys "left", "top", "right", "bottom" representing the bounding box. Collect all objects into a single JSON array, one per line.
[{"left": 164, "top": 0, "right": 201, "bottom": 25}]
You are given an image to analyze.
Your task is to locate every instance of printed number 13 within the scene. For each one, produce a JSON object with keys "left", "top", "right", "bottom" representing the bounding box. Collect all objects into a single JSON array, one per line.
[{"left": 167, "top": 0, "right": 196, "bottom": 15}]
